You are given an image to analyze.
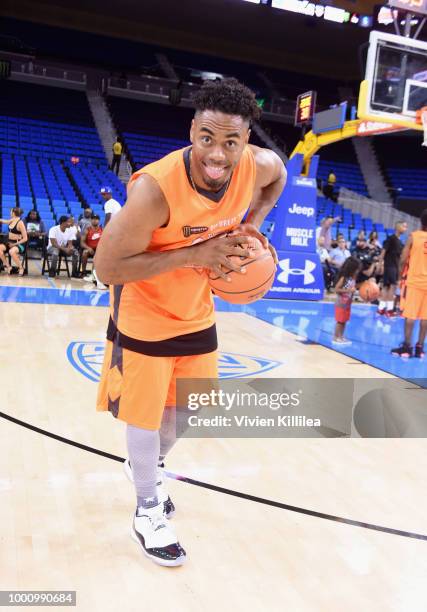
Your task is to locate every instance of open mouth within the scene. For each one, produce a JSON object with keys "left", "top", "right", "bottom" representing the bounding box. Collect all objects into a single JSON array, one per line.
[{"left": 202, "top": 162, "right": 229, "bottom": 181}]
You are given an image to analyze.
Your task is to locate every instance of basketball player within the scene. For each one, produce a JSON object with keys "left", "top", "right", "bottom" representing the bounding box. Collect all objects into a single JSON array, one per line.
[
  {"left": 94, "top": 79, "right": 286, "bottom": 566},
  {"left": 391, "top": 209, "right": 427, "bottom": 358},
  {"left": 377, "top": 221, "right": 407, "bottom": 316}
]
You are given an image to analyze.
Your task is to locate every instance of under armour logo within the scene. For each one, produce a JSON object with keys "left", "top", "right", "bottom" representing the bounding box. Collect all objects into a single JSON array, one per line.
[{"left": 277, "top": 258, "right": 316, "bottom": 285}]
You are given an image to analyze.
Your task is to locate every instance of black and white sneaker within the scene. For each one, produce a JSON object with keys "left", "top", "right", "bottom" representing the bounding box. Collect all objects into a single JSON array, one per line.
[
  {"left": 131, "top": 503, "right": 186, "bottom": 567},
  {"left": 415, "top": 344, "right": 425, "bottom": 359},
  {"left": 123, "top": 458, "right": 175, "bottom": 518},
  {"left": 391, "top": 343, "right": 413, "bottom": 358}
]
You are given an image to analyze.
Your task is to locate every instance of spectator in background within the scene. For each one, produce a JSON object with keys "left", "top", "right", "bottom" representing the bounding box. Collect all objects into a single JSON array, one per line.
[
  {"left": 352, "top": 237, "right": 381, "bottom": 286},
  {"left": 0, "top": 207, "right": 27, "bottom": 275},
  {"left": 100, "top": 186, "right": 122, "bottom": 227},
  {"left": 329, "top": 237, "right": 351, "bottom": 273},
  {"left": 317, "top": 235, "right": 334, "bottom": 291},
  {"left": 111, "top": 138, "right": 123, "bottom": 175},
  {"left": 377, "top": 221, "right": 408, "bottom": 316},
  {"left": 316, "top": 215, "right": 341, "bottom": 251},
  {"left": 94, "top": 187, "right": 122, "bottom": 289},
  {"left": 25, "top": 209, "right": 46, "bottom": 251},
  {"left": 368, "top": 230, "right": 382, "bottom": 253},
  {"left": 324, "top": 169, "right": 337, "bottom": 201},
  {"left": 331, "top": 231, "right": 346, "bottom": 250},
  {"left": 47, "top": 215, "right": 79, "bottom": 278},
  {"left": 81, "top": 215, "right": 103, "bottom": 279},
  {"left": 67, "top": 215, "right": 80, "bottom": 246},
  {"left": 78, "top": 208, "right": 93, "bottom": 234},
  {"left": 350, "top": 229, "right": 367, "bottom": 253}
]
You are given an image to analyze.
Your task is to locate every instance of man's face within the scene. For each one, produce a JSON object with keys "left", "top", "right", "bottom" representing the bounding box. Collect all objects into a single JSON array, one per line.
[
  {"left": 68, "top": 217, "right": 74, "bottom": 227},
  {"left": 91, "top": 217, "right": 100, "bottom": 227},
  {"left": 396, "top": 222, "right": 408, "bottom": 235},
  {"left": 84, "top": 209, "right": 92, "bottom": 218},
  {"left": 338, "top": 239, "right": 346, "bottom": 249},
  {"left": 189, "top": 110, "right": 250, "bottom": 191},
  {"left": 101, "top": 192, "right": 111, "bottom": 201}
]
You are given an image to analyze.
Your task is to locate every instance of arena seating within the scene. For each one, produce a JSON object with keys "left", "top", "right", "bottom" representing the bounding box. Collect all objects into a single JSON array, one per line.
[
  {"left": 374, "top": 133, "right": 427, "bottom": 199},
  {"left": 260, "top": 195, "right": 394, "bottom": 244},
  {"left": 0, "top": 78, "right": 399, "bottom": 247},
  {"left": 317, "top": 138, "right": 369, "bottom": 197},
  {"left": 0, "top": 81, "right": 125, "bottom": 223}
]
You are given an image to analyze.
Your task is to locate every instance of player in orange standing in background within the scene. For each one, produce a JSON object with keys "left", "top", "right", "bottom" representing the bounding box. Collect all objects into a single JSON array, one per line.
[
  {"left": 392, "top": 208, "right": 427, "bottom": 358},
  {"left": 94, "top": 79, "right": 286, "bottom": 566}
]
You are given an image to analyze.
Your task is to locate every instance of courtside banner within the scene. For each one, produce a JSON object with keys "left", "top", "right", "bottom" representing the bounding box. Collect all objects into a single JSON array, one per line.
[
  {"left": 265, "top": 249, "right": 324, "bottom": 300},
  {"left": 176, "top": 378, "right": 427, "bottom": 438},
  {"left": 271, "top": 176, "right": 317, "bottom": 252}
]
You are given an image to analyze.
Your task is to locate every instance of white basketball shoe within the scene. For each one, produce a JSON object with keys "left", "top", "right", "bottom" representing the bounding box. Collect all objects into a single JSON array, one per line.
[
  {"left": 131, "top": 503, "right": 186, "bottom": 567},
  {"left": 123, "top": 458, "right": 175, "bottom": 519}
]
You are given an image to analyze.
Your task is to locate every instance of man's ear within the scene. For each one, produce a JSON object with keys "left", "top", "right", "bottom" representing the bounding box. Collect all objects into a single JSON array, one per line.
[
  {"left": 245, "top": 128, "right": 251, "bottom": 145},
  {"left": 190, "top": 118, "right": 195, "bottom": 144}
]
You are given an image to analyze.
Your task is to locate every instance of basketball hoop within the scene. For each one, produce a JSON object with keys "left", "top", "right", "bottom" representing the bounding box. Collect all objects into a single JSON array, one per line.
[{"left": 415, "top": 106, "right": 427, "bottom": 147}]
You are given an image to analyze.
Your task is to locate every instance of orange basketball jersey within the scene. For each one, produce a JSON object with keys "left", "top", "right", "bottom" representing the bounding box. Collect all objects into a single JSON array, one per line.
[
  {"left": 111, "top": 146, "right": 256, "bottom": 341},
  {"left": 406, "top": 230, "right": 427, "bottom": 291}
]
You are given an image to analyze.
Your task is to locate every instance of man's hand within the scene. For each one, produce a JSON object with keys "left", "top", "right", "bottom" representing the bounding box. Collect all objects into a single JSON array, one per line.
[
  {"left": 189, "top": 233, "right": 252, "bottom": 281},
  {"left": 233, "top": 223, "right": 278, "bottom": 264}
]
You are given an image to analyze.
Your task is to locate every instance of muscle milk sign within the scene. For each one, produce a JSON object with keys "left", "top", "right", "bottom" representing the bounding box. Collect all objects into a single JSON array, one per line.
[{"left": 281, "top": 177, "right": 317, "bottom": 252}]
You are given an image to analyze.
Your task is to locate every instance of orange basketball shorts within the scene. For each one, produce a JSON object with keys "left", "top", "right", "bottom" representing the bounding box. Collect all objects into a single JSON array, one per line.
[
  {"left": 402, "top": 285, "right": 427, "bottom": 320},
  {"left": 96, "top": 339, "right": 218, "bottom": 430}
]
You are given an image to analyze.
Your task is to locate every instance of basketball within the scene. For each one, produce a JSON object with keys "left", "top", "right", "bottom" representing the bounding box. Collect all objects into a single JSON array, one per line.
[
  {"left": 208, "top": 235, "right": 276, "bottom": 304},
  {"left": 359, "top": 280, "right": 380, "bottom": 302}
]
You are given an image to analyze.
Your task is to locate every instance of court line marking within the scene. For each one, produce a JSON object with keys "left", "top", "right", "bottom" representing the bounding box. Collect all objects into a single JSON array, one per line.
[{"left": 1, "top": 409, "right": 426, "bottom": 542}]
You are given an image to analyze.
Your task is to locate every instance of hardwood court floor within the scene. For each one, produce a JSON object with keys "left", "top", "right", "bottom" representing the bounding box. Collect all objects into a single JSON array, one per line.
[{"left": 0, "top": 285, "right": 427, "bottom": 611}]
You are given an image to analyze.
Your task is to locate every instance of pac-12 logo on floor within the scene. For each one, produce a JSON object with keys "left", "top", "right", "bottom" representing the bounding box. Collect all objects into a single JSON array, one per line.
[{"left": 67, "top": 342, "right": 282, "bottom": 382}]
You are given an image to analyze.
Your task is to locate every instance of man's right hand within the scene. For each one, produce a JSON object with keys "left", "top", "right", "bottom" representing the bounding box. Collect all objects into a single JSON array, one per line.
[{"left": 188, "top": 233, "right": 253, "bottom": 281}]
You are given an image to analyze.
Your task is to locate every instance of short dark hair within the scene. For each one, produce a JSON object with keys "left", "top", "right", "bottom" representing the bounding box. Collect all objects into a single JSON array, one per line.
[
  {"left": 192, "top": 78, "right": 261, "bottom": 124},
  {"left": 421, "top": 208, "right": 427, "bottom": 228},
  {"left": 59, "top": 215, "right": 69, "bottom": 225},
  {"left": 92, "top": 214, "right": 100, "bottom": 220}
]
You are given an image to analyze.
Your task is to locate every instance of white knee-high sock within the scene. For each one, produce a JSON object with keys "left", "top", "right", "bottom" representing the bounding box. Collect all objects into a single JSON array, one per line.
[{"left": 126, "top": 424, "right": 160, "bottom": 509}]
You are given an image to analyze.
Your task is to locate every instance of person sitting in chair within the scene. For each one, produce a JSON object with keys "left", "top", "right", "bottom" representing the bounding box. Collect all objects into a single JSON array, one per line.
[
  {"left": 80, "top": 215, "right": 103, "bottom": 278},
  {"left": 25, "top": 210, "right": 46, "bottom": 252},
  {"left": 0, "top": 207, "right": 28, "bottom": 276},
  {"left": 47, "top": 215, "right": 79, "bottom": 278}
]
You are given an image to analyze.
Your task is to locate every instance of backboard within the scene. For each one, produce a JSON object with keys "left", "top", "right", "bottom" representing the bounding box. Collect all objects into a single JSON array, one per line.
[{"left": 358, "top": 30, "right": 427, "bottom": 131}]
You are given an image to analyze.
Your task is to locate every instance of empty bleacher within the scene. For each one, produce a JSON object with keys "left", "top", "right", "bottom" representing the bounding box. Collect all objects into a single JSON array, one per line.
[
  {"left": 0, "top": 81, "right": 125, "bottom": 228},
  {"left": 374, "top": 133, "right": 427, "bottom": 200},
  {"left": 317, "top": 139, "right": 369, "bottom": 197}
]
